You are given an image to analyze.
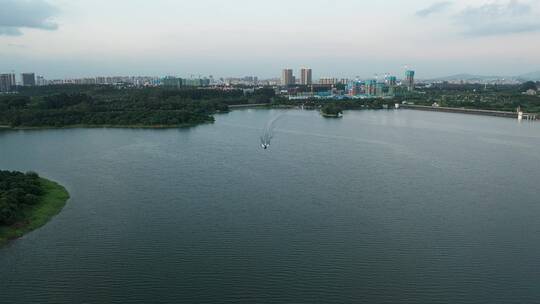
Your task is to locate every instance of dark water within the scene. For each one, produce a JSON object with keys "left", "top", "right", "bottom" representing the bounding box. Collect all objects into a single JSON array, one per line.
[{"left": 1, "top": 109, "right": 540, "bottom": 304}]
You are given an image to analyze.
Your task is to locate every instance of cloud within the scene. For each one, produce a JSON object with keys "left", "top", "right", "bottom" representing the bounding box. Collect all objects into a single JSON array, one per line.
[
  {"left": 456, "top": 0, "right": 540, "bottom": 36},
  {"left": 0, "top": 0, "right": 59, "bottom": 36},
  {"left": 416, "top": 1, "right": 453, "bottom": 17}
]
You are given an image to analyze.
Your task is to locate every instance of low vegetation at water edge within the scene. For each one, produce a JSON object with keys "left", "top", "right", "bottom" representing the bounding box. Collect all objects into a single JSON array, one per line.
[{"left": 0, "top": 171, "right": 70, "bottom": 245}]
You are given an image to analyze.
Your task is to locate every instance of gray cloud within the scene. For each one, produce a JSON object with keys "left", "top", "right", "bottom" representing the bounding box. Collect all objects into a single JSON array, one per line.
[
  {"left": 416, "top": 2, "right": 453, "bottom": 17},
  {"left": 456, "top": 0, "right": 540, "bottom": 36},
  {"left": 0, "top": 0, "right": 59, "bottom": 36}
]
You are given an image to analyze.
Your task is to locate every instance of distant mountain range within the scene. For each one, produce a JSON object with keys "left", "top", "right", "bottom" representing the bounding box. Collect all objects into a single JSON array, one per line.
[
  {"left": 427, "top": 71, "right": 540, "bottom": 82},
  {"left": 516, "top": 71, "right": 540, "bottom": 81}
]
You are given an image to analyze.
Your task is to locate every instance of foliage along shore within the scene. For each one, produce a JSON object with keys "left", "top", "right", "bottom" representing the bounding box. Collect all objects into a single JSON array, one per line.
[
  {"left": 0, "top": 86, "right": 275, "bottom": 129},
  {"left": 0, "top": 171, "right": 70, "bottom": 246},
  {"left": 0, "top": 121, "right": 214, "bottom": 130}
]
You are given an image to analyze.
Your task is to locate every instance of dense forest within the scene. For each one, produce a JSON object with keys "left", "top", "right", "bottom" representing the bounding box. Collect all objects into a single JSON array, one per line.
[
  {"left": 0, "top": 86, "right": 275, "bottom": 128},
  {"left": 0, "top": 171, "right": 44, "bottom": 225}
]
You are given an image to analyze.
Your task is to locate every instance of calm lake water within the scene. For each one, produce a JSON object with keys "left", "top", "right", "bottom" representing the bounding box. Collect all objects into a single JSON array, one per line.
[{"left": 1, "top": 109, "right": 540, "bottom": 304}]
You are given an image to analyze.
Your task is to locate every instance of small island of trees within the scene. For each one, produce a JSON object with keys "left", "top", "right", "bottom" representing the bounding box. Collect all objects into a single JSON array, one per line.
[
  {"left": 0, "top": 171, "right": 69, "bottom": 245},
  {"left": 321, "top": 104, "right": 344, "bottom": 118}
]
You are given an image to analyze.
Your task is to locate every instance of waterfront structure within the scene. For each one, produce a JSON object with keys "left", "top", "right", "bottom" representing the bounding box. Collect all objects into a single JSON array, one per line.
[
  {"left": 22, "top": 73, "right": 36, "bottom": 86},
  {"left": 0, "top": 73, "right": 16, "bottom": 92},
  {"left": 300, "top": 68, "right": 312, "bottom": 85},
  {"left": 281, "top": 69, "right": 295, "bottom": 86},
  {"left": 405, "top": 70, "right": 415, "bottom": 91}
]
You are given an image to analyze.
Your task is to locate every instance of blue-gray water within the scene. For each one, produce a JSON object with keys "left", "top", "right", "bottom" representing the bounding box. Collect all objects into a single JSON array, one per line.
[{"left": 1, "top": 109, "right": 540, "bottom": 304}]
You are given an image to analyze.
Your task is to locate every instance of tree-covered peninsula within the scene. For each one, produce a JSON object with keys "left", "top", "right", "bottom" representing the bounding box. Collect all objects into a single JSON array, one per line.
[
  {"left": 0, "top": 171, "right": 69, "bottom": 246},
  {"left": 0, "top": 86, "right": 274, "bottom": 129}
]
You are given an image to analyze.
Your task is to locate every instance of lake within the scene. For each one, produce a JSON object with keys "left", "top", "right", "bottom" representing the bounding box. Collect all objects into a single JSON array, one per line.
[{"left": 1, "top": 109, "right": 540, "bottom": 303}]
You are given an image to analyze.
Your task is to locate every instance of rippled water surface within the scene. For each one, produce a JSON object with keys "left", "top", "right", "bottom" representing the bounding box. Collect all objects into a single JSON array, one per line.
[{"left": 1, "top": 109, "right": 540, "bottom": 303}]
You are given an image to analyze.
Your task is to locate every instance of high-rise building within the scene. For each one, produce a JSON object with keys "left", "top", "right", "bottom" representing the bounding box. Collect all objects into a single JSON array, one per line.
[
  {"left": 162, "top": 76, "right": 183, "bottom": 88},
  {"left": 36, "top": 75, "right": 47, "bottom": 86},
  {"left": 405, "top": 70, "right": 415, "bottom": 91},
  {"left": 22, "top": 73, "right": 36, "bottom": 86},
  {"left": 387, "top": 76, "right": 397, "bottom": 95},
  {"left": 364, "top": 79, "right": 377, "bottom": 96},
  {"left": 386, "top": 76, "right": 397, "bottom": 87},
  {"left": 0, "top": 73, "right": 16, "bottom": 92},
  {"left": 281, "top": 69, "right": 295, "bottom": 86},
  {"left": 376, "top": 82, "right": 385, "bottom": 97},
  {"left": 348, "top": 81, "right": 362, "bottom": 96},
  {"left": 300, "top": 67, "right": 312, "bottom": 85}
]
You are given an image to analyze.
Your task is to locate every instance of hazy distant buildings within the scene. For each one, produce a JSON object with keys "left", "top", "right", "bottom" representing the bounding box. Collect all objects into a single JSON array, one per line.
[
  {"left": 386, "top": 76, "right": 397, "bottom": 87},
  {"left": 0, "top": 73, "right": 16, "bottom": 92},
  {"left": 224, "top": 76, "right": 258, "bottom": 86},
  {"left": 348, "top": 81, "right": 362, "bottom": 96},
  {"left": 365, "top": 79, "right": 377, "bottom": 96},
  {"left": 300, "top": 68, "right": 312, "bottom": 85},
  {"left": 22, "top": 73, "right": 36, "bottom": 86},
  {"left": 36, "top": 75, "right": 47, "bottom": 86},
  {"left": 162, "top": 76, "right": 183, "bottom": 88},
  {"left": 319, "top": 77, "right": 338, "bottom": 85},
  {"left": 386, "top": 76, "right": 397, "bottom": 95},
  {"left": 183, "top": 78, "right": 210, "bottom": 87},
  {"left": 281, "top": 69, "right": 295, "bottom": 86},
  {"left": 162, "top": 76, "right": 210, "bottom": 88},
  {"left": 405, "top": 70, "right": 415, "bottom": 91}
]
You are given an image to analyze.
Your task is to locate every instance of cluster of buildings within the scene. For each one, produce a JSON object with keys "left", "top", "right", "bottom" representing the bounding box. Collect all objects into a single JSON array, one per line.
[
  {"left": 161, "top": 76, "right": 212, "bottom": 88},
  {"left": 0, "top": 72, "right": 166, "bottom": 92},
  {"left": 281, "top": 68, "right": 313, "bottom": 86},
  {"left": 281, "top": 68, "right": 416, "bottom": 99},
  {"left": 2, "top": 67, "right": 416, "bottom": 98},
  {"left": 0, "top": 70, "right": 282, "bottom": 93},
  {"left": 0, "top": 72, "right": 222, "bottom": 92},
  {"left": 0, "top": 72, "right": 37, "bottom": 92}
]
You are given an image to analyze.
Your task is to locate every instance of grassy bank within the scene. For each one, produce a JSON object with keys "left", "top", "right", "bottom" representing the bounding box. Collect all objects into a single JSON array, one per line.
[{"left": 0, "top": 178, "right": 70, "bottom": 246}]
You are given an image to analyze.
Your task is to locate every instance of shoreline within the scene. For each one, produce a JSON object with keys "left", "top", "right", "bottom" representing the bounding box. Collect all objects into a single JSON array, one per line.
[
  {"left": 0, "top": 178, "right": 70, "bottom": 247},
  {"left": 321, "top": 112, "right": 343, "bottom": 118},
  {"left": 0, "top": 121, "right": 214, "bottom": 131},
  {"left": 401, "top": 104, "right": 538, "bottom": 120},
  {"left": 2, "top": 105, "right": 537, "bottom": 131}
]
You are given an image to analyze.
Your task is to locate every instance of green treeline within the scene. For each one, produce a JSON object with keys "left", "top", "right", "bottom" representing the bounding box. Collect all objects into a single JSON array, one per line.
[
  {"left": 403, "top": 83, "right": 540, "bottom": 113},
  {"left": 321, "top": 104, "right": 343, "bottom": 116},
  {"left": 0, "top": 86, "right": 275, "bottom": 128},
  {"left": 273, "top": 83, "right": 540, "bottom": 113},
  {"left": 0, "top": 171, "right": 43, "bottom": 225}
]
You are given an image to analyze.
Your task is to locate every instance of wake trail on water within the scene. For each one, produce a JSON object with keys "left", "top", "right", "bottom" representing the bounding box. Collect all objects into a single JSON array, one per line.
[{"left": 260, "top": 113, "right": 285, "bottom": 149}]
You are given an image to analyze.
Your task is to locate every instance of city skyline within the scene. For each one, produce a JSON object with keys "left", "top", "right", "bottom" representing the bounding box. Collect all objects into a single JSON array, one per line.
[{"left": 1, "top": 0, "right": 540, "bottom": 78}]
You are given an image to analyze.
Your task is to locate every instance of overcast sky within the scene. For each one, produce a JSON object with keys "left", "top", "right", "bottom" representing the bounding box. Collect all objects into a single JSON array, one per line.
[{"left": 1, "top": 0, "right": 540, "bottom": 79}]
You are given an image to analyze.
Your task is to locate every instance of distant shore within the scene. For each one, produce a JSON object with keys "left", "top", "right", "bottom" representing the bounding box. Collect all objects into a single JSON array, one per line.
[
  {"left": 0, "top": 178, "right": 70, "bottom": 246},
  {"left": 0, "top": 122, "right": 214, "bottom": 131},
  {"left": 402, "top": 104, "right": 538, "bottom": 120}
]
